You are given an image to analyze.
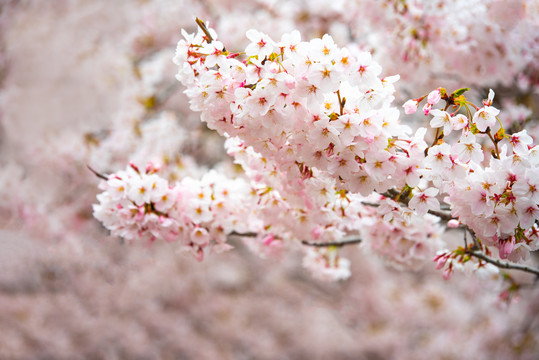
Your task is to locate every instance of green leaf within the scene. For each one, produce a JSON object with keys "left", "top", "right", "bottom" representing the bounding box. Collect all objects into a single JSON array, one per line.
[{"left": 452, "top": 87, "right": 470, "bottom": 97}]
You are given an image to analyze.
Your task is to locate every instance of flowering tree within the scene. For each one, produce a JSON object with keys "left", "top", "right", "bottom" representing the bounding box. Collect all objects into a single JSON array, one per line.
[{"left": 2, "top": 1, "right": 539, "bottom": 358}]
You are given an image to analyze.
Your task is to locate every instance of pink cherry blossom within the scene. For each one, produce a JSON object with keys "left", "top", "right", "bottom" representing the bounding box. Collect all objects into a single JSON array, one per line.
[
  {"left": 473, "top": 106, "right": 500, "bottom": 132},
  {"left": 409, "top": 187, "right": 440, "bottom": 216}
]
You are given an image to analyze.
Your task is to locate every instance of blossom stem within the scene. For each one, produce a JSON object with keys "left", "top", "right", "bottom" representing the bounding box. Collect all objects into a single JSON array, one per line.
[
  {"left": 486, "top": 129, "right": 500, "bottom": 159},
  {"left": 195, "top": 18, "right": 214, "bottom": 43},
  {"left": 336, "top": 90, "right": 344, "bottom": 116},
  {"left": 430, "top": 127, "right": 440, "bottom": 147},
  {"left": 465, "top": 100, "right": 480, "bottom": 111}
]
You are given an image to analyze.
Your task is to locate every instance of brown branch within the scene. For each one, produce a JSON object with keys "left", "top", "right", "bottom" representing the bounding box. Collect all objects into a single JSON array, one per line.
[
  {"left": 336, "top": 90, "right": 345, "bottom": 116},
  {"left": 466, "top": 250, "right": 539, "bottom": 277},
  {"left": 195, "top": 18, "right": 214, "bottom": 43},
  {"left": 301, "top": 237, "right": 362, "bottom": 247},
  {"left": 363, "top": 197, "right": 454, "bottom": 222},
  {"left": 87, "top": 165, "right": 108, "bottom": 180},
  {"left": 228, "top": 231, "right": 258, "bottom": 238},
  {"left": 228, "top": 230, "right": 362, "bottom": 248},
  {"left": 427, "top": 209, "right": 454, "bottom": 221},
  {"left": 464, "top": 230, "right": 539, "bottom": 277}
]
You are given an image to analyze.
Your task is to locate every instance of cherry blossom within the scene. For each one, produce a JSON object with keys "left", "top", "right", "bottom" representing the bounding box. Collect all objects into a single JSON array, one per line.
[{"left": 473, "top": 105, "right": 500, "bottom": 132}]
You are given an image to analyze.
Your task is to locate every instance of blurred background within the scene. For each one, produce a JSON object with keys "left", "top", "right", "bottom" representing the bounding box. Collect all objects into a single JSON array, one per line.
[{"left": 0, "top": 1, "right": 538, "bottom": 359}]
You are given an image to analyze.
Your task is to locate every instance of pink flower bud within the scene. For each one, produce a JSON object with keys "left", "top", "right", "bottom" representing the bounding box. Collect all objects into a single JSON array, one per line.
[
  {"left": 146, "top": 162, "right": 154, "bottom": 173},
  {"left": 263, "top": 234, "right": 275, "bottom": 245},
  {"left": 129, "top": 162, "right": 140, "bottom": 173},
  {"left": 447, "top": 219, "right": 460, "bottom": 228},
  {"left": 427, "top": 89, "right": 441, "bottom": 105},
  {"left": 423, "top": 103, "right": 432, "bottom": 116},
  {"left": 436, "top": 255, "right": 448, "bottom": 270},
  {"left": 499, "top": 238, "right": 515, "bottom": 259},
  {"left": 442, "top": 264, "right": 453, "bottom": 280},
  {"left": 403, "top": 99, "right": 419, "bottom": 114}
]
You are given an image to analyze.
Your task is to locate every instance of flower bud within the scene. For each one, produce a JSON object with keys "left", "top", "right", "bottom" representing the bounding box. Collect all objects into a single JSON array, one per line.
[
  {"left": 427, "top": 89, "right": 441, "bottom": 105},
  {"left": 403, "top": 99, "right": 419, "bottom": 114},
  {"left": 423, "top": 103, "right": 432, "bottom": 116}
]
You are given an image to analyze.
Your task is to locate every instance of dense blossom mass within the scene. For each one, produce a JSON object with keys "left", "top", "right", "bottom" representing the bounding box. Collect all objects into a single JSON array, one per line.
[{"left": 92, "top": 21, "right": 539, "bottom": 283}]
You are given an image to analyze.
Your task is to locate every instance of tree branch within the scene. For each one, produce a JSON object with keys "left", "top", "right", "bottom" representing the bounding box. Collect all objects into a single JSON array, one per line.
[
  {"left": 301, "top": 237, "right": 362, "bottom": 247},
  {"left": 427, "top": 209, "right": 454, "bottom": 221},
  {"left": 228, "top": 230, "right": 362, "bottom": 248},
  {"left": 362, "top": 200, "right": 454, "bottom": 221},
  {"left": 228, "top": 231, "right": 258, "bottom": 238},
  {"left": 466, "top": 250, "right": 539, "bottom": 277},
  {"left": 464, "top": 230, "right": 539, "bottom": 277},
  {"left": 87, "top": 165, "right": 108, "bottom": 180}
]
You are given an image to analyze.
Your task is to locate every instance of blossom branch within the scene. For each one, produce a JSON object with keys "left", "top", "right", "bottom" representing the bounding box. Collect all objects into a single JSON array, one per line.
[
  {"left": 465, "top": 230, "right": 539, "bottom": 277},
  {"left": 379, "top": 189, "right": 454, "bottom": 222},
  {"left": 228, "top": 231, "right": 258, "bottom": 238},
  {"left": 229, "top": 231, "right": 362, "bottom": 248},
  {"left": 466, "top": 250, "right": 539, "bottom": 277},
  {"left": 301, "top": 237, "right": 362, "bottom": 247},
  {"left": 363, "top": 200, "right": 454, "bottom": 222},
  {"left": 428, "top": 209, "right": 454, "bottom": 222}
]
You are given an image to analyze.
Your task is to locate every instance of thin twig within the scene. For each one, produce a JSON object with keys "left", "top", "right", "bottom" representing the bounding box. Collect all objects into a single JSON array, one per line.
[
  {"left": 361, "top": 202, "right": 379, "bottom": 207},
  {"left": 466, "top": 250, "right": 539, "bottom": 277},
  {"left": 87, "top": 165, "right": 108, "bottom": 180},
  {"left": 301, "top": 237, "right": 362, "bottom": 247},
  {"left": 362, "top": 199, "right": 454, "bottom": 221},
  {"left": 468, "top": 230, "right": 481, "bottom": 250},
  {"left": 336, "top": 90, "right": 345, "bottom": 116},
  {"left": 228, "top": 231, "right": 258, "bottom": 238},
  {"left": 465, "top": 230, "right": 539, "bottom": 277},
  {"left": 195, "top": 18, "right": 214, "bottom": 43},
  {"left": 427, "top": 209, "right": 454, "bottom": 221},
  {"left": 229, "top": 230, "right": 362, "bottom": 248}
]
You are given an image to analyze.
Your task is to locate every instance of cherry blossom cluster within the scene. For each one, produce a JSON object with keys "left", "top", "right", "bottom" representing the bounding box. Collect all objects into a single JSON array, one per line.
[
  {"left": 93, "top": 162, "right": 262, "bottom": 260},
  {"left": 170, "top": 23, "right": 450, "bottom": 277},
  {"left": 174, "top": 24, "right": 420, "bottom": 197},
  {"left": 404, "top": 87, "right": 539, "bottom": 276},
  {"left": 225, "top": 124, "right": 445, "bottom": 276},
  {"left": 225, "top": 137, "right": 358, "bottom": 278},
  {"left": 360, "top": 197, "right": 444, "bottom": 270},
  {"left": 446, "top": 142, "right": 539, "bottom": 259}
]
